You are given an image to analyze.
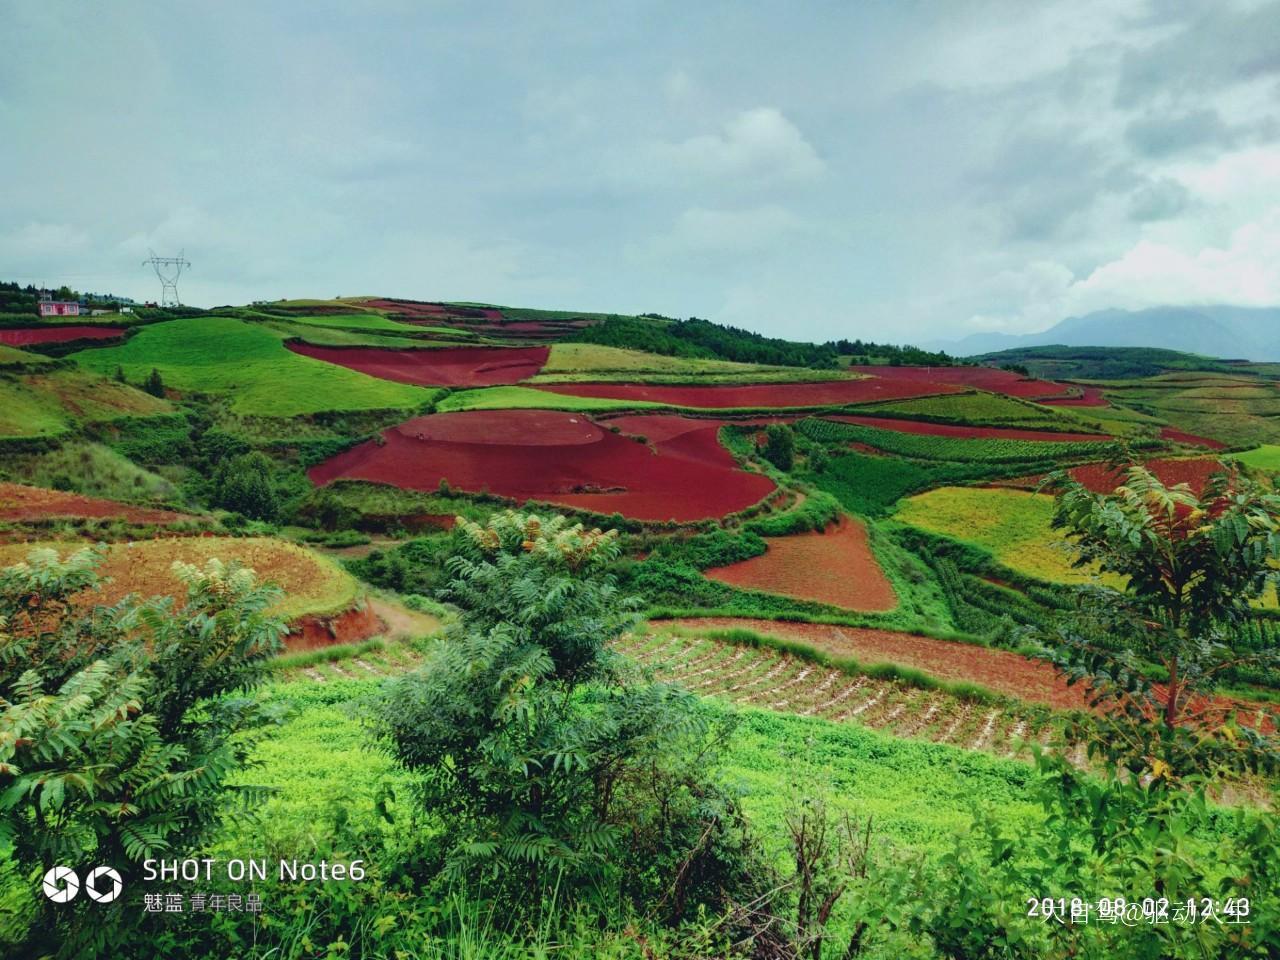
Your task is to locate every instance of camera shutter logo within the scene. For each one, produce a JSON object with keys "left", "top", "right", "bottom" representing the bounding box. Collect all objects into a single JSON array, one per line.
[
  {"left": 85, "top": 866, "right": 124, "bottom": 903},
  {"left": 42, "top": 866, "right": 80, "bottom": 903}
]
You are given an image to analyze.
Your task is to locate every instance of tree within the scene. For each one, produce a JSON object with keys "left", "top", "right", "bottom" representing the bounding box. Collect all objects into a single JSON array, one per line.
[
  {"left": 212, "top": 451, "right": 280, "bottom": 521},
  {"left": 0, "top": 547, "right": 286, "bottom": 956},
  {"left": 113, "top": 365, "right": 126, "bottom": 383},
  {"left": 143, "top": 367, "right": 165, "bottom": 398},
  {"left": 762, "top": 423, "right": 795, "bottom": 471},
  {"left": 1044, "top": 463, "right": 1280, "bottom": 775},
  {"left": 372, "top": 511, "right": 756, "bottom": 914}
]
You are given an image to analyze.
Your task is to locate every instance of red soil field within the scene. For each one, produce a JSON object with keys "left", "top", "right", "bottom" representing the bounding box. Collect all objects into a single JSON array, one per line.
[
  {"left": 825, "top": 414, "right": 1107, "bottom": 442},
  {"left": 285, "top": 604, "right": 384, "bottom": 651},
  {"left": 1066, "top": 458, "right": 1222, "bottom": 493},
  {"left": 535, "top": 376, "right": 963, "bottom": 409},
  {"left": 1160, "top": 426, "right": 1227, "bottom": 450},
  {"left": 705, "top": 518, "right": 896, "bottom": 612},
  {"left": 285, "top": 343, "right": 549, "bottom": 387},
  {"left": 845, "top": 364, "right": 1068, "bottom": 400},
  {"left": 309, "top": 410, "right": 775, "bottom": 522},
  {"left": 0, "top": 482, "right": 190, "bottom": 524},
  {"left": 664, "top": 616, "right": 1091, "bottom": 711},
  {"left": 0, "top": 326, "right": 125, "bottom": 345},
  {"left": 1039, "top": 386, "right": 1108, "bottom": 406},
  {"left": 994, "top": 458, "right": 1223, "bottom": 495}
]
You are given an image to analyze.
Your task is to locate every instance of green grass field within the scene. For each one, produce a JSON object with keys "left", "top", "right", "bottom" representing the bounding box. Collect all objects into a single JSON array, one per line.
[
  {"left": 0, "top": 345, "right": 52, "bottom": 366},
  {"left": 1231, "top": 444, "right": 1280, "bottom": 471},
  {"left": 895, "top": 486, "right": 1115, "bottom": 585},
  {"left": 224, "top": 675, "right": 1041, "bottom": 863},
  {"left": 72, "top": 317, "right": 439, "bottom": 417}
]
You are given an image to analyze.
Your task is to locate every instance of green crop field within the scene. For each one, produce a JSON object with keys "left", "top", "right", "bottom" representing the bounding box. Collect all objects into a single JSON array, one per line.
[
  {"left": 71, "top": 316, "right": 439, "bottom": 416},
  {"left": 895, "top": 486, "right": 1117, "bottom": 585},
  {"left": 0, "top": 345, "right": 52, "bottom": 367},
  {"left": 798, "top": 416, "right": 1124, "bottom": 462},
  {"left": 0, "top": 369, "right": 170, "bottom": 438},
  {"left": 437, "top": 383, "right": 664, "bottom": 412},
  {"left": 846, "top": 391, "right": 1087, "bottom": 428},
  {"left": 277, "top": 312, "right": 474, "bottom": 338}
]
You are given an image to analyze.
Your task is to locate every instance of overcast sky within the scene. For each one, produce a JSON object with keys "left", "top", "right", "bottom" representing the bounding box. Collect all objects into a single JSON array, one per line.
[{"left": 3, "top": 1, "right": 1278, "bottom": 343}]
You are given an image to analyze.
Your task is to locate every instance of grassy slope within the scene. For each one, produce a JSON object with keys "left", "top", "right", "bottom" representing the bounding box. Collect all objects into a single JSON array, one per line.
[
  {"left": 71, "top": 317, "right": 439, "bottom": 416},
  {"left": 895, "top": 486, "right": 1114, "bottom": 586},
  {"left": 0, "top": 368, "right": 169, "bottom": 438},
  {"left": 0, "top": 345, "right": 52, "bottom": 366},
  {"left": 1232, "top": 445, "right": 1280, "bottom": 471},
  {"left": 223, "top": 677, "right": 1041, "bottom": 861}
]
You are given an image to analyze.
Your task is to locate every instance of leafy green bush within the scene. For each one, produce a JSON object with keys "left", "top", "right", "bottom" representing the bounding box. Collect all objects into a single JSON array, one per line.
[
  {"left": 211, "top": 451, "right": 280, "bottom": 521},
  {"left": 0, "top": 547, "right": 286, "bottom": 956},
  {"left": 371, "top": 512, "right": 760, "bottom": 917}
]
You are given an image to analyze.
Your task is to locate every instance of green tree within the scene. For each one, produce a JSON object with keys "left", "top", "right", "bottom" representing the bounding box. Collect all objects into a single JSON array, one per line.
[
  {"left": 1044, "top": 463, "right": 1280, "bottom": 775},
  {"left": 212, "top": 451, "right": 280, "bottom": 521},
  {"left": 0, "top": 547, "right": 285, "bottom": 957},
  {"left": 372, "top": 511, "right": 756, "bottom": 915},
  {"left": 762, "top": 423, "right": 795, "bottom": 471},
  {"left": 143, "top": 367, "right": 165, "bottom": 398}
]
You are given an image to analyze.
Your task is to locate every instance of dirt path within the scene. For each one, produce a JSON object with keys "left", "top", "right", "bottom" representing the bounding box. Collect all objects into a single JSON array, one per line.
[{"left": 368, "top": 597, "right": 442, "bottom": 640}]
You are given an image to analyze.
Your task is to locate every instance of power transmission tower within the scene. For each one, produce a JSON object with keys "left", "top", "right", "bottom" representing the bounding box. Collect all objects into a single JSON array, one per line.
[{"left": 142, "top": 249, "right": 191, "bottom": 307}]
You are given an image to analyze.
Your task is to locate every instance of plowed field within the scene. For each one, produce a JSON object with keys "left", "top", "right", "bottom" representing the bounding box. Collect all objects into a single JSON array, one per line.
[
  {"left": 0, "top": 537, "right": 359, "bottom": 621},
  {"left": 1160, "top": 426, "right": 1227, "bottom": 450},
  {"left": 308, "top": 410, "right": 775, "bottom": 521},
  {"left": 705, "top": 518, "right": 896, "bottom": 611},
  {"left": 0, "top": 483, "right": 191, "bottom": 524},
  {"left": 845, "top": 365, "right": 1070, "bottom": 399},
  {"left": 0, "top": 326, "right": 125, "bottom": 345},
  {"left": 533, "top": 376, "right": 962, "bottom": 408},
  {"left": 285, "top": 343, "right": 548, "bottom": 386}
]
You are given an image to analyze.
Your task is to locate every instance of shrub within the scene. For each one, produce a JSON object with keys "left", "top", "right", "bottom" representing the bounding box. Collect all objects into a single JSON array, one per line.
[
  {"left": 371, "top": 511, "right": 759, "bottom": 917},
  {"left": 211, "top": 451, "right": 280, "bottom": 521},
  {"left": 0, "top": 547, "right": 286, "bottom": 956}
]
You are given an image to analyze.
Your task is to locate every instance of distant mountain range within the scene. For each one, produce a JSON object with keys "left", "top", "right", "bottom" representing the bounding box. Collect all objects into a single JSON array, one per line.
[{"left": 926, "top": 306, "right": 1280, "bottom": 361}]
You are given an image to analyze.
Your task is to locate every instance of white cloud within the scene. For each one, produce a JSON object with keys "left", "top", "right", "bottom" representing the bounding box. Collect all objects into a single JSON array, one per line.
[
  {"left": 636, "top": 107, "right": 824, "bottom": 185},
  {"left": 638, "top": 205, "right": 805, "bottom": 260},
  {"left": 0, "top": 222, "right": 91, "bottom": 258}
]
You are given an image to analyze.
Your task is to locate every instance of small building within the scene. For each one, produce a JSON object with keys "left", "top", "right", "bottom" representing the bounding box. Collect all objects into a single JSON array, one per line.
[{"left": 38, "top": 300, "right": 80, "bottom": 317}]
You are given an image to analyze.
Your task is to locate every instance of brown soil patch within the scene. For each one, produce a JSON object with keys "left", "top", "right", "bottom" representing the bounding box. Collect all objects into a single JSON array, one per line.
[
  {"left": 285, "top": 603, "right": 384, "bottom": 651},
  {"left": 705, "top": 519, "right": 896, "bottom": 612},
  {"left": 0, "top": 483, "right": 191, "bottom": 525}
]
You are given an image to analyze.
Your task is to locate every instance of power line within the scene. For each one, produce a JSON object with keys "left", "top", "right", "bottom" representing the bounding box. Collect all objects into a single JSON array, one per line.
[{"left": 142, "top": 249, "right": 191, "bottom": 307}]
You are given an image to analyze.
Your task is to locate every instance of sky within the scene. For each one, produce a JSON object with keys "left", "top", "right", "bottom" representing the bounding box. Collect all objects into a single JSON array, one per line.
[{"left": 2, "top": 0, "right": 1279, "bottom": 344}]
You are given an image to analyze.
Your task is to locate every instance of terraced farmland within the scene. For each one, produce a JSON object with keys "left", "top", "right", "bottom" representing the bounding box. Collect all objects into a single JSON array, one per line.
[
  {"left": 616, "top": 629, "right": 1061, "bottom": 757},
  {"left": 800, "top": 416, "right": 1123, "bottom": 462}
]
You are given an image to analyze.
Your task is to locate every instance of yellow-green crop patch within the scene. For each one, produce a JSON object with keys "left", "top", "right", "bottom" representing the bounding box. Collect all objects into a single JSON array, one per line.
[
  {"left": 531, "top": 343, "right": 846, "bottom": 383},
  {"left": 896, "top": 486, "right": 1117, "bottom": 586},
  {"left": 437, "top": 384, "right": 664, "bottom": 412}
]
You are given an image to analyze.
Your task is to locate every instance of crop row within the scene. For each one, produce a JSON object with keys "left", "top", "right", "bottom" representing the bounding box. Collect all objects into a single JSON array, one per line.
[
  {"left": 798, "top": 416, "right": 1123, "bottom": 463},
  {"left": 615, "top": 631, "right": 1059, "bottom": 758}
]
